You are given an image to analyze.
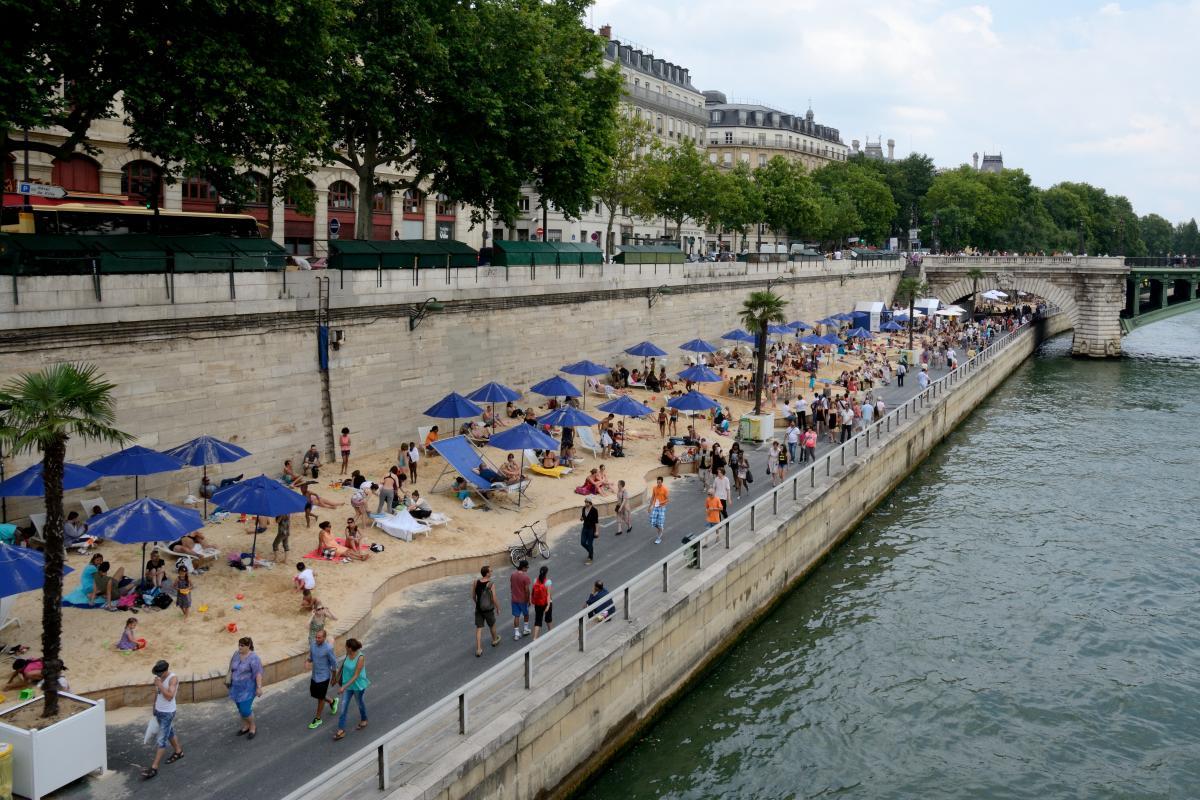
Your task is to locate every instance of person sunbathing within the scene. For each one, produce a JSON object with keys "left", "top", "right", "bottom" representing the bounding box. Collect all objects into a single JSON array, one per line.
[
  {"left": 90, "top": 561, "right": 135, "bottom": 610},
  {"left": 583, "top": 469, "right": 606, "bottom": 495},
  {"left": 540, "top": 450, "right": 560, "bottom": 470},
  {"left": 596, "top": 464, "right": 615, "bottom": 493},
  {"left": 499, "top": 454, "right": 522, "bottom": 484},
  {"left": 168, "top": 533, "right": 215, "bottom": 570},
  {"left": 317, "top": 521, "right": 368, "bottom": 562},
  {"left": 282, "top": 460, "right": 306, "bottom": 488},
  {"left": 305, "top": 487, "right": 342, "bottom": 509},
  {"left": 467, "top": 421, "right": 491, "bottom": 442},
  {"left": 344, "top": 518, "right": 369, "bottom": 553}
]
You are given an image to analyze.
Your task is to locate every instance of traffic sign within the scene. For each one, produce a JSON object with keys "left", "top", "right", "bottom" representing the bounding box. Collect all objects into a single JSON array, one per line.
[
  {"left": 536, "top": 227, "right": 544, "bottom": 237},
  {"left": 328, "top": 218, "right": 341, "bottom": 234},
  {"left": 591, "top": 232, "right": 600, "bottom": 241},
  {"left": 17, "top": 182, "right": 66, "bottom": 199}
]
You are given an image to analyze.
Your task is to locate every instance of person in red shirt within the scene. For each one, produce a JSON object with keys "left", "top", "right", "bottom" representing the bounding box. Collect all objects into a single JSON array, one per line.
[{"left": 509, "top": 560, "right": 532, "bottom": 640}]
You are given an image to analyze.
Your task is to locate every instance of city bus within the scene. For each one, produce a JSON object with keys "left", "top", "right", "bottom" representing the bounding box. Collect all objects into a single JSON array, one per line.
[{"left": 0, "top": 201, "right": 262, "bottom": 237}]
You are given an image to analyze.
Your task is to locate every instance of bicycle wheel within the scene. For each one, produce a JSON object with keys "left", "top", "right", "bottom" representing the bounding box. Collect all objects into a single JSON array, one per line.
[
  {"left": 509, "top": 546, "right": 524, "bottom": 569},
  {"left": 537, "top": 541, "right": 550, "bottom": 560}
]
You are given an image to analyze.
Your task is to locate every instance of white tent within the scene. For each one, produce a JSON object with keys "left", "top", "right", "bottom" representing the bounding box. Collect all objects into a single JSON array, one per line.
[
  {"left": 981, "top": 289, "right": 1007, "bottom": 300},
  {"left": 914, "top": 298, "right": 941, "bottom": 317}
]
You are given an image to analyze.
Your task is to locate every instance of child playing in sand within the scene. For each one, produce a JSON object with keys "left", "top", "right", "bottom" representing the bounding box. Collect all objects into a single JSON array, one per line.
[
  {"left": 117, "top": 617, "right": 145, "bottom": 650},
  {"left": 295, "top": 562, "right": 316, "bottom": 593},
  {"left": 175, "top": 566, "right": 192, "bottom": 619}
]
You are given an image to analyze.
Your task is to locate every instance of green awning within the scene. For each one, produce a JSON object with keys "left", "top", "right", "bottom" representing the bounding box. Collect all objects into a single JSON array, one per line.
[
  {"left": 0, "top": 234, "right": 94, "bottom": 275},
  {"left": 492, "top": 240, "right": 604, "bottom": 266},
  {"left": 613, "top": 244, "right": 685, "bottom": 264},
  {"left": 0, "top": 233, "right": 285, "bottom": 275},
  {"left": 328, "top": 239, "right": 477, "bottom": 269}
]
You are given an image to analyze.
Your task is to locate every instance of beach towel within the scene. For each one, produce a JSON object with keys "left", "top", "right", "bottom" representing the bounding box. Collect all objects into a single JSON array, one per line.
[
  {"left": 374, "top": 509, "right": 431, "bottom": 542},
  {"left": 529, "top": 464, "right": 571, "bottom": 478},
  {"left": 302, "top": 538, "right": 369, "bottom": 561}
]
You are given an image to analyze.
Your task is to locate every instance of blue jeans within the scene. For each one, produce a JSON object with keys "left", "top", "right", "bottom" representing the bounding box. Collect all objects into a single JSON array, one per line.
[
  {"left": 787, "top": 442, "right": 798, "bottom": 464},
  {"left": 154, "top": 710, "right": 176, "bottom": 749},
  {"left": 338, "top": 688, "right": 367, "bottom": 730}
]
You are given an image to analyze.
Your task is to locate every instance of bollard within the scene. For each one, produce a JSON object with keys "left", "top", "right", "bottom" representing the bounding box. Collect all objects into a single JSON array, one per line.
[
  {"left": 379, "top": 744, "right": 390, "bottom": 789},
  {"left": 458, "top": 693, "right": 468, "bottom": 734},
  {"left": 578, "top": 617, "right": 586, "bottom": 651},
  {"left": 524, "top": 651, "right": 532, "bottom": 689},
  {"left": 662, "top": 561, "right": 669, "bottom": 592},
  {"left": 750, "top": 504, "right": 756, "bottom": 531},
  {"left": 623, "top": 586, "right": 631, "bottom": 620},
  {"left": 724, "top": 520, "right": 731, "bottom": 549}
]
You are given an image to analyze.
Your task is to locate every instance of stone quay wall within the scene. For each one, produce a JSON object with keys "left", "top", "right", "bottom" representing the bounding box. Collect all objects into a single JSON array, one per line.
[
  {"left": 371, "top": 313, "right": 1072, "bottom": 800},
  {"left": 0, "top": 259, "right": 902, "bottom": 517}
]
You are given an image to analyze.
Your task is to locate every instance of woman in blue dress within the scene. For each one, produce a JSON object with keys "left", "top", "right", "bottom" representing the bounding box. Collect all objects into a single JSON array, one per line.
[{"left": 63, "top": 553, "right": 105, "bottom": 607}]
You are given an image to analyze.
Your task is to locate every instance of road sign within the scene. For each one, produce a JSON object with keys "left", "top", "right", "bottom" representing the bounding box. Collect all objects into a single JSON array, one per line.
[
  {"left": 328, "top": 218, "right": 341, "bottom": 234},
  {"left": 591, "top": 232, "right": 600, "bottom": 241},
  {"left": 17, "top": 182, "right": 66, "bottom": 199},
  {"left": 536, "top": 227, "right": 544, "bottom": 237}
]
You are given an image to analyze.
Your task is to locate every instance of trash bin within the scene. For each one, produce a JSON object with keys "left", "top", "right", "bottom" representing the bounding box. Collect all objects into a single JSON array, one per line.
[{"left": 0, "top": 741, "right": 13, "bottom": 800}]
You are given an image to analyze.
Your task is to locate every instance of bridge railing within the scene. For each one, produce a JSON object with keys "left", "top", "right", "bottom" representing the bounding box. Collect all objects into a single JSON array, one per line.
[
  {"left": 277, "top": 317, "right": 1046, "bottom": 800},
  {"left": 1124, "top": 256, "right": 1199, "bottom": 268}
]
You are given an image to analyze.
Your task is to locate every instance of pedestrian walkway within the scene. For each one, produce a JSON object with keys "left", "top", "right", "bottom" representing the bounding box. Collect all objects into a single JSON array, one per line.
[{"left": 63, "top": 368, "right": 944, "bottom": 799}]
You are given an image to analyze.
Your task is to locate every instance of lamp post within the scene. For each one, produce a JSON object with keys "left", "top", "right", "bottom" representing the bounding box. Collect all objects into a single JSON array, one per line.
[{"left": 409, "top": 297, "right": 444, "bottom": 331}]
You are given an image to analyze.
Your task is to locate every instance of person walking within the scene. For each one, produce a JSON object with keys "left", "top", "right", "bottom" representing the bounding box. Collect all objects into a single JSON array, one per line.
[
  {"left": 712, "top": 467, "right": 731, "bottom": 519},
  {"left": 228, "top": 636, "right": 263, "bottom": 739},
  {"left": 580, "top": 499, "right": 599, "bottom": 564},
  {"left": 774, "top": 438, "right": 788, "bottom": 483},
  {"left": 614, "top": 479, "right": 632, "bottom": 535},
  {"left": 704, "top": 488, "right": 723, "bottom": 529},
  {"left": 697, "top": 444, "right": 711, "bottom": 491},
  {"left": 332, "top": 638, "right": 369, "bottom": 740},
  {"left": 510, "top": 559, "right": 532, "bottom": 640},
  {"left": 803, "top": 426, "right": 818, "bottom": 464},
  {"left": 142, "top": 660, "right": 183, "bottom": 779},
  {"left": 305, "top": 628, "right": 339, "bottom": 729},
  {"left": 471, "top": 566, "right": 501, "bottom": 657},
  {"left": 896, "top": 362, "right": 906, "bottom": 387},
  {"left": 271, "top": 514, "right": 291, "bottom": 563},
  {"left": 649, "top": 476, "right": 669, "bottom": 545},
  {"left": 531, "top": 565, "right": 553, "bottom": 640},
  {"left": 918, "top": 367, "right": 930, "bottom": 390},
  {"left": 785, "top": 421, "right": 800, "bottom": 465}
]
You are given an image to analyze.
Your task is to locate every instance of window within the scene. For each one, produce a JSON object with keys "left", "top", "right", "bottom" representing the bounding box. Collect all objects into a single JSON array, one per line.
[
  {"left": 709, "top": 154, "right": 718, "bottom": 164},
  {"left": 757, "top": 133, "right": 766, "bottom": 146},
  {"left": 121, "top": 160, "right": 162, "bottom": 203},
  {"left": 656, "top": 114, "right": 663, "bottom": 133},
  {"left": 774, "top": 134, "right": 783, "bottom": 147},
  {"left": 594, "top": 202, "right": 601, "bottom": 215},
  {"left": 725, "top": 131, "right": 733, "bottom": 144},
  {"left": 740, "top": 153, "right": 750, "bottom": 163},
  {"left": 51, "top": 154, "right": 100, "bottom": 193},
  {"left": 723, "top": 153, "right": 732, "bottom": 165},
  {"left": 285, "top": 179, "right": 316, "bottom": 210},
  {"left": 372, "top": 191, "right": 391, "bottom": 212},
  {"left": 435, "top": 193, "right": 455, "bottom": 216},
  {"left": 181, "top": 174, "right": 217, "bottom": 202},
  {"left": 402, "top": 189, "right": 424, "bottom": 214},
  {"left": 328, "top": 180, "right": 355, "bottom": 209},
  {"left": 711, "top": 111, "right": 722, "bottom": 123},
  {"left": 518, "top": 196, "right": 531, "bottom": 212},
  {"left": 758, "top": 154, "right": 768, "bottom": 167},
  {"left": 245, "top": 173, "right": 270, "bottom": 205}
]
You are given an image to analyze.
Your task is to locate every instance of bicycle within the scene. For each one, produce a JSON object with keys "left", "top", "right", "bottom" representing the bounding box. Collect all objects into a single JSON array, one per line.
[{"left": 510, "top": 522, "right": 550, "bottom": 568}]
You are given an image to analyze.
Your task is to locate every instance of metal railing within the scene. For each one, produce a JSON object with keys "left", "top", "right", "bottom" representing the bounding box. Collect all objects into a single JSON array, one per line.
[{"left": 280, "top": 318, "right": 1043, "bottom": 800}]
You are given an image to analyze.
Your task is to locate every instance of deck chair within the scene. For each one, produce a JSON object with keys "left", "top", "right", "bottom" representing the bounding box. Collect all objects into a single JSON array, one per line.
[
  {"left": 575, "top": 426, "right": 602, "bottom": 458},
  {"left": 430, "top": 435, "right": 514, "bottom": 510},
  {"left": 79, "top": 496, "right": 109, "bottom": 516},
  {"left": 524, "top": 449, "right": 572, "bottom": 478},
  {"left": 0, "top": 596, "right": 19, "bottom": 637}
]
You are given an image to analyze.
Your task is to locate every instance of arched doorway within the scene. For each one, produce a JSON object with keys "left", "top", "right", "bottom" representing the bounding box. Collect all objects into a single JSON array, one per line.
[
  {"left": 51, "top": 154, "right": 100, "bottom": 194},
  {"left": 327, "top": 180, "right": 356, "bottom": 240},
  {"left": 121, "top": 160, "right": 163, "bottom": 206}
]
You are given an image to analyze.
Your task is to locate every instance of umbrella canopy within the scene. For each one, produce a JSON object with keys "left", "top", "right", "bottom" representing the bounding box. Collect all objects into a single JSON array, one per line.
[
  {"left": 820, "top": 335, "right": 843, "bottom": 346},
  {"left": 88, "top": 445, "right": 183, "bottom": 478},
  {"left": 466, "top": 381, "right": 522, "bottom": 403},
  {"left": 816, "top": 316, "right": 841, "bottom": 326},
  {"left": 163, "top": 435, "right": 250, "bottom": 468},
  {"left": 799, "top": 334, "right": 827, "bottom": 345},
  {"left": 981, "top": 289, "right": 1008, "bottom": 300},
  {"left": 86, "top": 497, "right": 203, "bottom": 545},
  {"left": 424, "top": 392, "right": 484, "bottom": 420},
  {"left": 560, "top": 360, "right": 610, "bottom": 377},
  {"left": 597, "top": 395, "right": 655, "bottom": 418},
  {"left": 539, "top": 407, "right": 601, "bottom": 429},
  {"left": 787, "top": 320, "right": 812, "bottom": 331},
  {"left": 667, "top": 391, "right": 722, "bottom": 413},
  {"left": 530, "top": 375, "right": 582, "bottom": 398},
  {"left": 845, "top": 327, "right": 873, "bottom": 339},
  {"left": 834, "top": 312, "right": 856, "bottom": 321},
  {"left": 935, "top": 308, "right": 963, "bottom": 317},
  {"left": 0, "top": 462, "right": 102, "bottom": 498},
  {"left": 880, "top": 320, "right": 904, "bottom": 331},
  {"left": 893, "top": 313, "right": 909, "bottom": 322},
  {"left": 679, "top": 338, "right": 718, "bottom": 354},
  {"left": 766, "top": 324, "right": 792, "bottom": 335},
  {"left": 677, "top": 364, "right": 722, "bottom": 383},
  {"left": 0, "top": 543, "right": 73, "bottom": 599},
  {"left": 211, "top": 475, "right": 309, "bottom": 517},
  {"left": 624, "top": 341, "right": 668, "bottom": 358},
  {"left": 488, "top": 424, "right": 559, "bottom": 452},
  {"left": 720, "top": 329, "right": 755, "bottom": 342}
]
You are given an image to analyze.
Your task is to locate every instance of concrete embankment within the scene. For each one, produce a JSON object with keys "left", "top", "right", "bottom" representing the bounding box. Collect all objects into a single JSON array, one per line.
[{"left": 378, "top": 313, "right": 1071, "bottom": 800}]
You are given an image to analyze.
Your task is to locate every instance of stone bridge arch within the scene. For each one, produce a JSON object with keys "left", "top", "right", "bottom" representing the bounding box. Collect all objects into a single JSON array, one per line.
[{"left": 931, "top": 274, "right": 1080, "bottom": 328}]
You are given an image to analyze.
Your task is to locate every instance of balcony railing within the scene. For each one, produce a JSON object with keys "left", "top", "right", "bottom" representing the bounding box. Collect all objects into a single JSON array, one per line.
[{"left": 625, "top": 83, "right": 708, "bottom": 124}]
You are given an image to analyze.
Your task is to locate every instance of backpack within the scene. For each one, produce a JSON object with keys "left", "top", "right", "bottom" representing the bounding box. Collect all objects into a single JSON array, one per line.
[
  {"left": 474, "top": 580, "right": 495, "bottom": 612},
  {"left": 531, "top": 580, "right": 549, "bottom": 607},
  {"left": 153, "top": 594, "right": 174, "bottom": 610}
]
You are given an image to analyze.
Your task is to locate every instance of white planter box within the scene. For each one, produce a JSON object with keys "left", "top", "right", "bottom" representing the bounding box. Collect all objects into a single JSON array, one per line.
[{"left": 0, "top": 692, "right": 107, "bottom": 800}]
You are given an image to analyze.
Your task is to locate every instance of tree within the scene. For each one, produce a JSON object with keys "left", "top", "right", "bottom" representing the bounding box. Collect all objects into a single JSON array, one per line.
[
  {"left": 739, "top": 291, "right": 788, "bottom": 415},
  {"left": 0, "top": 364, "right": 128, "bottom": 717},
  {"left": 755, "top": 157, "right": 824, "bottom": 243},
  {"left": 811, "top": 161, "right": 897, "bottom": 246},
  {"left": 592, "top": 115, "right": 655, "bottom": 261},
  {"left": 894, "top": 277, "right": 929, "bottom": 351},
  {"left": 1139, "top": 214, "right": 1175, "bottom": 256},
  {"left": 1174, "top": 219, "right": 1199, "bottom": 256},
  {"left": 643, "top": 141, "right": 716, "bottom": 243},
  {"left": 707, "top": 163, "right": 762, "bottom": 251}
]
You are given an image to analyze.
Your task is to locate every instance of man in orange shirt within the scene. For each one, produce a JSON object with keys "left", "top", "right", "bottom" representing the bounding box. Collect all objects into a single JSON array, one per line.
[
  {"left": 424, "top": 425, "right": 440, "bottom": 456},
  {"left": 649, "top": 476, "right": 670, "bottom": 544},
  {"left": 704, "top": 489, "right": 723, "bottom": 528}
]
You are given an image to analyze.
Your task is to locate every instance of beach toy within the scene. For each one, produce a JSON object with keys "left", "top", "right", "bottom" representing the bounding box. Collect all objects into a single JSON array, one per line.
[
  {"left": 19, "top": 688, "right": 34, "bottom": 700},
  {"left": 226, "top": 622, "right": 238, "bottom": 633},
  {"left": 198, "top": 605, "right": 209, "bottom": 613},
  {"left": 0, "top": 694, "right": 6, "bottom": 703},
  {"left": 136, "top": 638, "right": 147, "bottom": 650},
  {"left": 235, "top": 593, "right": 245, "bottom": 600},
  {"left": 233, "top": 604, "right": 243, "bottom": 610}
]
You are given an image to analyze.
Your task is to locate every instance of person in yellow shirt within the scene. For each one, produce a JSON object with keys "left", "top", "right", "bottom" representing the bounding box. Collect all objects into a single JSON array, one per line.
[{"left": 649, "top": 476, "right": 669, "bottom": 545}]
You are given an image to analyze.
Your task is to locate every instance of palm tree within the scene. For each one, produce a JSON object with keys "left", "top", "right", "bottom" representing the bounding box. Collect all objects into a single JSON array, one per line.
[
  {"left": 739, "top": 290, "right": 788, "bottom": 416},
  {"left": 894, "top": 277, "right": 929, "bottom": 352},
  {"left": 0, "top": 364, "right": 129, "bottom": 716},
  {"left": 966, "top": 267, "right": 984, "bottom": 318}
]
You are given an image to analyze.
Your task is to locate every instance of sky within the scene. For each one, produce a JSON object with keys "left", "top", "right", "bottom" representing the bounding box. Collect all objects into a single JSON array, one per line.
[{"left": 590, "top": 0, "right": 1200, "bottom": 223}]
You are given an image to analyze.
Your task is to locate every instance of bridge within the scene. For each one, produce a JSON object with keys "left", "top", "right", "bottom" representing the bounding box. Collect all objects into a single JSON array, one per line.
[{"left": 922, "top": 255, "right": 1200, "bottom": 357}]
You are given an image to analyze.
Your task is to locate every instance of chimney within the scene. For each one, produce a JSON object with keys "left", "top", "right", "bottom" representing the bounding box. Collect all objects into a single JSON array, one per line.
[
  {"left": 887, "top": 138, "right": 895, "bottom": 160},
  {"left": 598, "top": 24, "right": 611, "bottom": 40},
  {"left": 972, "top": 152, "right": 979, "bottom": 170},
  {"left": 852, "top": 139, "right": 860, "bottom": 153}
]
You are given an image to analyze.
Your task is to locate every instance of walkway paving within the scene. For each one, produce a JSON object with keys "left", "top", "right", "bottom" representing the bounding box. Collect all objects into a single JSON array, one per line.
[{"left": 62, "top": 364, "right": 944, "bottom": 799}]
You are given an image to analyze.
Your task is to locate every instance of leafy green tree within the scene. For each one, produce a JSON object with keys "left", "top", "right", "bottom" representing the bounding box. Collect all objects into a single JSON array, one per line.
[
  {"left": 642, "top": 140, "right": 715, "bottom": 243},
  {"left": 756, "top": 157, "right": 824, "bottom": 244},
  {"left": 707, "top": 163, "right": 762, "bottom": 251},
  {"left": 922, "top": 167, "right": 1007, "bottom": 251},
  {"left": 738, "top": 290, "right": 788, "bottom": 415},
  {"left": 1175, "top": 219, "right": 1200, "bottom": 256},
  {"left": 812, "top": 162, "right": 896, "bottom": 246},
  {"left": 853, "top": 152, "right": 936, "bottom": 237},
  {"left": 966, "top": 267, "right": 984, "bottom": 315},
  {"left": 593, "top": 115, "right": 656, "bottom": 261},
  {"left": 894, "top": 277, "right": 929, "bottom": 351},
  {"left": 1139, "top": 214, "right": 1175, "bottom": 256},
  {"left": 0, "top": 364, "right": 129, "bottom": 717}
]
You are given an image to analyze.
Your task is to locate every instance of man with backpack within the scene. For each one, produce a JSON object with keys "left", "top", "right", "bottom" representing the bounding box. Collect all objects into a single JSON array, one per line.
[{"left": 471, "top": 565, "right": 501, "bottom": 657}]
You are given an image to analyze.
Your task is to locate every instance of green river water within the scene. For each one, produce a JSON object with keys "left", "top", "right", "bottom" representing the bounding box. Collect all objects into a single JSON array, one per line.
[{"left": 580, "top": 313, "right": 1200, "bottom": 800}]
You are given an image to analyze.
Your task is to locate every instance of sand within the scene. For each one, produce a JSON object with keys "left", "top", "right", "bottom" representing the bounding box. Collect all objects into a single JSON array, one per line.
[{"left": 0, "top": 338, "right": 912, "bottom": 701}]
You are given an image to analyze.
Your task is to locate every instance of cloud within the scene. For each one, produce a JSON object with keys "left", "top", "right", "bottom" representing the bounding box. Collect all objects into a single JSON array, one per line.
[{"left": 591, "top": 0, "right": 1200, "bottom": 220}]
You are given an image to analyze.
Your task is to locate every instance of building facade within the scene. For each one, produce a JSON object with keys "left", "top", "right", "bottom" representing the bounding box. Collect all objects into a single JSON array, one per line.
[
  {"left": 702, "top": 92, "right": 848, "bottom": 173},
  {"left": 490, "top": 27, "right": 711, "bottom": 256}
]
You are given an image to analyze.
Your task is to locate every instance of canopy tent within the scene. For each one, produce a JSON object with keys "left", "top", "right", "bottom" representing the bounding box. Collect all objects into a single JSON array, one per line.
[
  {"left": 613, "top": 244, "right": 685, "bottom": 264},
  {"left": 328, "top": 239, "right": 477, "bottom": 269},
  {"left": 492, "top": 240, "right": 603, "bottom": 267},
  {"left": 853, "top": 301, "right": 886, "bottom": 332}
]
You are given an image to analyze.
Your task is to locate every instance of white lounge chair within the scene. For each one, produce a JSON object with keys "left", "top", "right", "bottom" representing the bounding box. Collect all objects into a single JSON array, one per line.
[
  {"left": 0, "top": 596, "right": 20, "bottom": 636},
  {"left": 79, "top": 496, "right": 109, "bottom": 516},
  {"left": 576, "top": 426, "right": 602, "bottom": 458}
]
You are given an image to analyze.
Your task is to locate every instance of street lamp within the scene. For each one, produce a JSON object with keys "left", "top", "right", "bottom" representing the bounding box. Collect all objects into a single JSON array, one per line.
[
  {"left": 647, "top": 285, "right": 672, "bottom": 308},
  {"left": 409, "top": 297, "right": 444, "bottom": 331}
]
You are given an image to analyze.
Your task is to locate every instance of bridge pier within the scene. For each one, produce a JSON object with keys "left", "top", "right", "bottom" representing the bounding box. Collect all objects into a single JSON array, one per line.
[{"left": 1070, "top": 274, "right": 1125, "bottom": 358}]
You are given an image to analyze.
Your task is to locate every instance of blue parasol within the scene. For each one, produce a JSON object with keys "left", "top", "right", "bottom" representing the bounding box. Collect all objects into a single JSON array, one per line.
[
  {"left": 679, "top": 338, "right": 718, "bottom": 354},
  {"left": 880, "top": 320, "right": 904, "bottom": 331},
  {"left": 539, "top": 407, "right": 601, "bottom": 429},
  {"left": 467, "top": 382, "right": 521, "bottom": 403},
  {"left": 624, "top": 341, "right": 668, "bottom": 358},
  {"left": 846, "top": 327, "right": 873, "bottom": 339},
  {"left": 787, "top": 320, "right": 812, "bottom": 331},
  {"left": 821, "top": 335, "right": 843, "bottom": 346},
  {"left": 0, "top": 462, "right": 102, "bottom": 497},
  {"left": 597, "top": 395, "right": 655, "bottom": 418},
  {"left": 835, "top": 312, "right": 856, "bottom": 321},
  {"left": 816, "top": 316, "right": 840, "bottom": 326},
  {"left": 425, "top": 392, "right": 484, "bottom": 435},
  {"left": 767, "top": 324, "right": 792, "bottom": 336},
  {"left": 164, "top": 435, "right": 251, "bottom": 516},
  {"left": 0, "top": 543, "right": 73, "bottom": 599},
  {"left": 212, "top": 475, "right": 310, "bottom": 562},
  {"left": 720, "top": 329, "right": 755, "bottom": 342},
  {"left": 87, "top": 497, "right": 205, "bottom": 582},
  {"left": 677, "top": 364, "right": 722, "bottom": 383},
  {"left": 530, "top": 375, "right": 582, "bottom": 398},
  {"left": 667, "top": 391, "right": 722, "bottom": 413},
  {"left": 560, "top": 360, "right": 610, "bottom": 408},
  {"left": 488, "top": 425, "right": 560, "bottom": 506},
  {"left": 88, "top": 445, "right": 184, "bottom": 499},
  {"left": 799, "top": 334, "right": 827, "bottom": 345}
]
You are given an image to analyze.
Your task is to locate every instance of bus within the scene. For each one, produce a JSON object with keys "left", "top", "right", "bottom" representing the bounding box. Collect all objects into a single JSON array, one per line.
[{"left": 0, "top": 202, "right": 262, "bottom": 237}]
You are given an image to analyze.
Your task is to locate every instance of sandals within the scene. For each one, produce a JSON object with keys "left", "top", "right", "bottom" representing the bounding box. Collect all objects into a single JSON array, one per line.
[
  {"left": 333, "top": 730, "right": 345, "bottom": 741},
  {"left": 166, "top": 751, "right": 184, "bottom": 764},
  {"left": 491, "top": 636, "right": 501, "bottom": 647},
  {"left": 141, "top": 767, "right": 158, "bottom": 779},
  {"left": 356, "top": 721, "right": 368, "bottom": 730},
  {"left": 475, "top": 649, "right": 482, "bottom": 657}
]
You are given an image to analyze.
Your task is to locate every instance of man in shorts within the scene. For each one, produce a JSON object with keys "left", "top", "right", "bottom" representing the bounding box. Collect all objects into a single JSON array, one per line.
[
  {"left": 305, "top": 629, "right": 339, "bottom": 729},
  {"left": 510, "top": 559, "right": 532, "bottom": 640}
]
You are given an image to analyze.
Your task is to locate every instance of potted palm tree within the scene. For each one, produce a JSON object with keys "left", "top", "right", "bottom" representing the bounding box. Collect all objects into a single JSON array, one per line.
[
  {"left": 739, "top": 290, "right": 788, "bottom": 440},
  {"left": 0, "top": 363, "right": 128, "bottom": 799}
]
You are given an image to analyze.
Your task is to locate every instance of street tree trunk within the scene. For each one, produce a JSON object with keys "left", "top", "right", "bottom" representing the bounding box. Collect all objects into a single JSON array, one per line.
[
  {"left": 355, "top": 164, "right": 376, "bottom": 241},
  {"left": 40, "top": 437, "right": 67, "bottom": 717},
  {"left": 907, "top": 297, "right": 916, "bottom": 352},
  {"left": 752, "top": 328, "right": 767, "bottom": 415},
  {"left": 604, "top": 209, "right": 618, "bottom": 263}
]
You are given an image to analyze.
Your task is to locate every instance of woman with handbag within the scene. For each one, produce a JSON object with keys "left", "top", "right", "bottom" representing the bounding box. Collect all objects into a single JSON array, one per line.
[{"left": 332, "top": 638, "right": 369, "bottom": 740}]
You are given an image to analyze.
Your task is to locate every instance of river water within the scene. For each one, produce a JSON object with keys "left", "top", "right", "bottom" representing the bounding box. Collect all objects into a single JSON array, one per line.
[{"left": 581, "top": 313, "right": 1200, "bottom": 800}]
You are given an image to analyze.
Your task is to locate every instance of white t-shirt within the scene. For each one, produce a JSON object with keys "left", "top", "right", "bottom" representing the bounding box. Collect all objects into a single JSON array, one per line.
[
  {"left": 155, "top": 672, "right": 178, "bottom": 713},
  {"left": 712, "top": 475, "right": 731, "bottom": 501},
  {"left": 407, "top": 447, "right": 420, "bottom": 464},
  {"left": 786, "top": 426, "right": 800, "bottom": 445},
  {"left": 297, "top": 568, "right": 315, "bottom": 590}
]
